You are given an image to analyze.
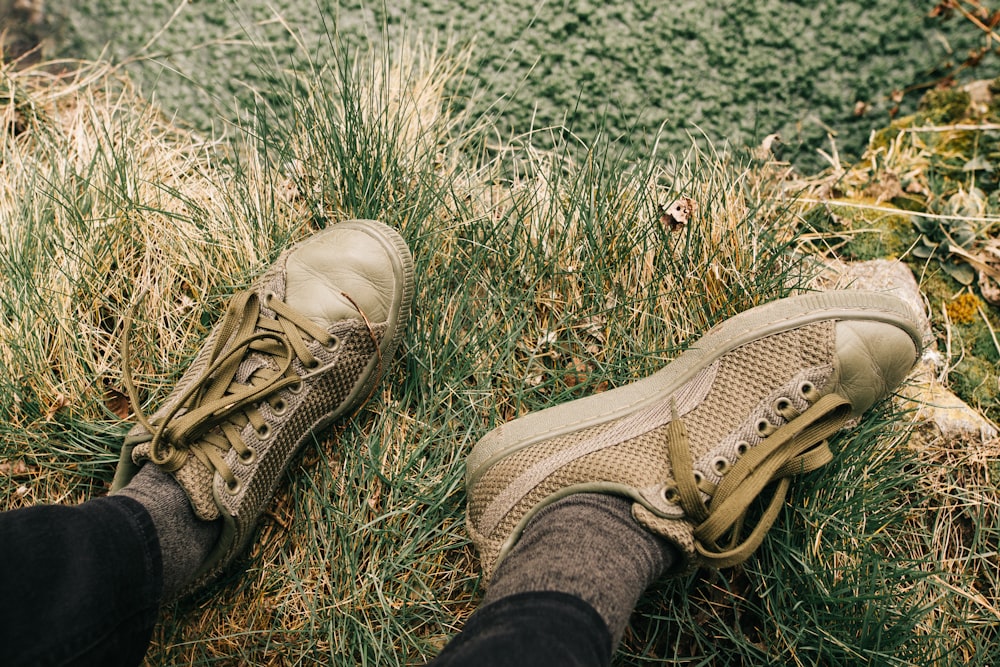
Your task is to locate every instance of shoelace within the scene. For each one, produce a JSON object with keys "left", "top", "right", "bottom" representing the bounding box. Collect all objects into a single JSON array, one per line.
[
  {"left": 122, "top": 290, "right": 339, "bottom": 493},
  {"left": 666, "top": 391, "right": 852, "bottom": 568}
]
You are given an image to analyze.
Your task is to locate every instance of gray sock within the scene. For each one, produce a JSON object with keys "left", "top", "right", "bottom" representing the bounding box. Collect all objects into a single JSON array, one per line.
[
  {"left": 481, "top": 493, "right": 676, "bottom": 648},
  {"left": 116, "top": 463, "right": 221, "bottom": 602}
]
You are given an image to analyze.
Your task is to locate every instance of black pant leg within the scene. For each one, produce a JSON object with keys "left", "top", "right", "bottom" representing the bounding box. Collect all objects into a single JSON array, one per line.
[
  {"left": 0, "top": 495, "right": 163, "bottom": 667},
  {"left": 428, "top": 591, "right": 613, "bottom": 667}
]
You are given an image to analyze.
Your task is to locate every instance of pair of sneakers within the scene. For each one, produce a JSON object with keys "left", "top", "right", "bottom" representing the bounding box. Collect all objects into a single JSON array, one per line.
[{"left": 111, "top": 219, "right": 922, "bottom": 592}]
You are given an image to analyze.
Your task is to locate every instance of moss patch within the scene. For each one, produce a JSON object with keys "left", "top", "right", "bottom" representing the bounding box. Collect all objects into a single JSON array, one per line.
[
  {"left": 794, "top": 81, "right": 1000, "bottom": 425},
  {"left": 946, "top": 293, "right": 984, "bottom": 325},
  {"left": 917, "top": 88, "right": 972, "bottom": 125},
  {"left": 802, "top": 200, "right": 916, "bottom": 261}
]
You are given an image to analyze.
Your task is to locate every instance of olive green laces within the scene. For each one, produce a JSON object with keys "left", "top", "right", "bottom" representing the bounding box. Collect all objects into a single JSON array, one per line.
[
  {"left": 122, "top": 290, "right": 340, "bottom": 495},
  {"left": 664, "top": 387, "right": 852, "bottom": 568}
]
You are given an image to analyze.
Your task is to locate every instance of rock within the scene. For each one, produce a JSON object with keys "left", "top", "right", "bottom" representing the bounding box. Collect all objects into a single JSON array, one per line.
[
  {"left": 904, "top": 372, "right": 999, "bottom": 442},
  {"left": 963, "top": 79, "right": 995, "bottom": 117},
  {"left": 811, "top": 258, "right": 933, "bottom": 346}
]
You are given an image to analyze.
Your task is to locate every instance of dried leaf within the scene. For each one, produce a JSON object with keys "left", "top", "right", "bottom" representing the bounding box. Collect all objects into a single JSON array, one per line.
[
  {"left": 0, "top": 459, "right": 30, "bottom": 476},
  {"left": 534, "top": 331, "right": 560, "bottom": 357},
  {"left": 581, "top": 315, "right": 607, "bottom": 344},
  {"left": 177, "top": 293, "right": 197, "bottom": 315},
  {"left": 928, "top": 2, "right": 953, "bottom": 19},
  {"left": 980, "top": 275, "right": 1000, "bottom": 305},
  {"left": 367, "top": 479, "right": 383, "bottom": 513},
  {"left": 44, "top": 393, "right": 69, "bottom": 422},
  {"left": 753, "top": 133, "right": 782, "bottom": 160},
  {"left": 563, "top": 358, "right": 591, "bottom": 388},
  {"left": 865, "top": 170, "right": 903, "bottom": 203},
  {"left": 106, "top": 388, "right": 132, "bottom": 419},
  {"left": 658, "top": 196, "right": 697, "bottom": 231},
  {"left": 977, "top": 241, "right": 1000, "bottom": 305}
]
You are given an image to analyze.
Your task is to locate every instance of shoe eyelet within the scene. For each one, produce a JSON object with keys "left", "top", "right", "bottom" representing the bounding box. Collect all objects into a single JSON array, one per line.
[
  {"left": 772, "top": 396, "right": 799, "bottom": 421},
  {"left": 322, "top": 336, "right": 340, "bottom": 353},
  {"left": 261, "top": 291, "right": 277, "bottom": 307},
  {"left": 799, "top": 381, "right": 817, "bottom": 400},
  {"left": 256, "top": 423, "right": 272, "bottom": 441},
  {"left": 692, "top": 470, "right": 704, "bottom": 485},
  {"left": 226, "top": 479, "right": 242, "bottom": 495},
  {"left": 736, "top": 441, "right": 750, "bottom": 457},
  {"left": 305, "top": 358, "right": 320, "bottom": 370},
  {"left": 661, "top": 486, "right": 680, "bottom": 504},
  {"left": 239, "top": 447, "right": 257, "bottom": 464},
  {"left": 713, "top": 457, "right": 730, "bottom": 474},
  {"left": 288, "top": 379, "right": 304, "bottom": 394},
  {"left": 271, "top": 397, "right": 288, "bottom": 415},
  {"left": 756, "top": 418, "right": 775, "bottom": 436}
]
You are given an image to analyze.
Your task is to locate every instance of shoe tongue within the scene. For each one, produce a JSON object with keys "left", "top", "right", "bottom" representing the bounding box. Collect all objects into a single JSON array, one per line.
[
  {"left": 131, "top": 443, "right": 220, "bottom": 521},
  {"left": 172, "top": 454, "right": 221, "bottom": 521},
  {"left": 235, "top": 352, "right": 275, "bottom": 384}
]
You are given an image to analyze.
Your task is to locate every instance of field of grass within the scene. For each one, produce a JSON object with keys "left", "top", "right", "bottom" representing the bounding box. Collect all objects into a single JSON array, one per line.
[{"left": 2, "top": 22, "right": 999, "bottom": 667}]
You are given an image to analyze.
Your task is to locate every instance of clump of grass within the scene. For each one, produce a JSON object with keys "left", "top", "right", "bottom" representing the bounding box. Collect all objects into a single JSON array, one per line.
[
  {"left": 3, "top": 26, "right": 998, "bottom": 667},
  {"left": 0, "top": 56, "right": 309, "bottom": 507}
]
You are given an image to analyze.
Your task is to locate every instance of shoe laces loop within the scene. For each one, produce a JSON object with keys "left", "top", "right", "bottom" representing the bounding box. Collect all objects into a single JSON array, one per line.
[
  {"left": 667, "top": 392, "right": 851, "bottom": 568},
  {"left": 121, "top": 289, "right": 336, "bottom": 483}
]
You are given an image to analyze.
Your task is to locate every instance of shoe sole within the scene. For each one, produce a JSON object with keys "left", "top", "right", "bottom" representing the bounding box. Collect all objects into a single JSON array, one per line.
[{"left": 466, "top": 290, "right": 922, "bottom": 487}]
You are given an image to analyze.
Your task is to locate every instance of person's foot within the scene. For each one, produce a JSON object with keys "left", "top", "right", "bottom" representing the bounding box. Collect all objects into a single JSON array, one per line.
[
  {"left": 113, "top": 219, "right": 413, "bottom": 596},
  {"left": 466, "top": 291, "right": 922, "bottom": 578}
]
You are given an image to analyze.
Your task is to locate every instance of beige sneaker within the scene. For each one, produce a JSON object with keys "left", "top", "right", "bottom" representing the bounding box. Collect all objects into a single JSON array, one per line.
[
  {"left": 111, "top": 219, "right": 413, "bottom": 589},
  {"left": 466, "top": 291, "right": 922, "bottom": 580}
]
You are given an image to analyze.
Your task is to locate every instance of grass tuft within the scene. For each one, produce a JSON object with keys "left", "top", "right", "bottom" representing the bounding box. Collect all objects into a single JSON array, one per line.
[{"left": 0, "top": 58, "right": 308, "bottom": 508}]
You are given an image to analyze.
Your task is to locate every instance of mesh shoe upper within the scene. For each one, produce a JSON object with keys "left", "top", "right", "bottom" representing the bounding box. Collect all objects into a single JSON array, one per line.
[
  {"left": 466, "top": 292, "right": 922, "bottom": 580},
  {"left": 111, "top": 219, "right": 413, "bottom": 590}
]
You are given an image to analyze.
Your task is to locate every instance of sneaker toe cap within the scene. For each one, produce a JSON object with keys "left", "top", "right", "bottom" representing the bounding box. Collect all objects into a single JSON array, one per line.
[
  {"left": 832, "top": 319, "right": 920, "bottom": 418},
  {"left": 284, "top": 221, "right": 408, "bottom": 327}
]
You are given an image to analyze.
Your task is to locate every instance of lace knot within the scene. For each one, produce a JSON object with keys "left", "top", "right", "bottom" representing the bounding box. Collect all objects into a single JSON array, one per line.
[
  {"left": 122, "top": 289, "right": 337, "bottom": 483},
  {"left": 664, "top": 392, "right": 851, "bottom": 568}
]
